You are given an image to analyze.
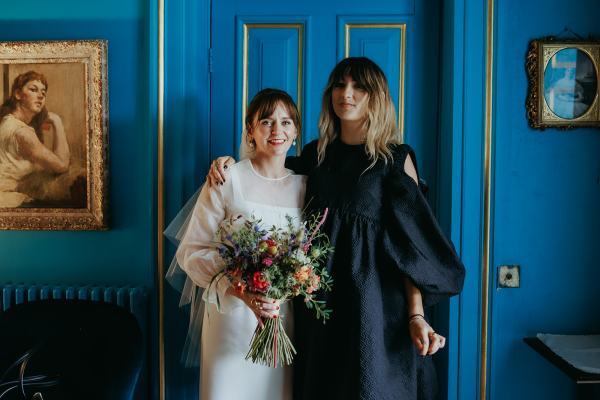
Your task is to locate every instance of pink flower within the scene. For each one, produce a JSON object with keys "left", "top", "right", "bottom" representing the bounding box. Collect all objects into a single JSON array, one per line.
[
  {"left": 262, "top": 257, "right": 273, "bottom": 267},
  {"left": 309, "top": 275, "right": 321, "bottom": 293}
]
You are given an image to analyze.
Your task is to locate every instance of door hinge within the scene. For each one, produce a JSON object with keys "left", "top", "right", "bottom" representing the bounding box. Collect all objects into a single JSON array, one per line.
[{"left": 209, "top": 48, "right": 213, "bottom": 74}]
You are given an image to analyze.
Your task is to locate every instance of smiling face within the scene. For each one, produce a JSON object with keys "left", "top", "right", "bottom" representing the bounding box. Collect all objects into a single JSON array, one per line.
[
  {"left": 15, "top": 80, "right": 47, "bottom": 115},
  {"left": 331, "top": 75, "right": 370, "bottom": 124},
  {"left": 248, "top": 103, "right": 297, "bottom": 159}
]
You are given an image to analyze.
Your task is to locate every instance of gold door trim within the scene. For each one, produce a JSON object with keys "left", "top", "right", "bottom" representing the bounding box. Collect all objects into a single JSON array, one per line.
[
  {"left": 481, "top": 0, "right": 495, "bottom": 398},
  {"left": 243, "top": 23, "right": 304, "bottom": 153},
  {"left": 157, "top": 0, "right": 165, "bottom": 398},
  {"left": 344, "top": 23, "right": 406, "bottom": 142}
]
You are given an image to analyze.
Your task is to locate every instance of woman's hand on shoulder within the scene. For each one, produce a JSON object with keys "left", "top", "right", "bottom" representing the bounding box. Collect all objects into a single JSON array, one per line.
[
  {"left": 42, "top": 112, "right": 63, "bottom": 130},
  {"left": 408, "top": 315, "right": 446, "bottom": 356},
  {"left": 45, "top": 112, "right": 62, "bottom": 125},
  {"left": 207, "top": 156, "right": 236, "bottom": 187},
  {"left": 42, "top": 112, "right": 65, "bottom": 135},
  {"left": 226, "top": 287, "right": 280, "bottom": 327}
]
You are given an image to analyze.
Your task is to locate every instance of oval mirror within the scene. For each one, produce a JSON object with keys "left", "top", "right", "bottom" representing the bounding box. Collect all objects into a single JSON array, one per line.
[{"left": 544, "top": 47, "right": 597, "bottom": 119}]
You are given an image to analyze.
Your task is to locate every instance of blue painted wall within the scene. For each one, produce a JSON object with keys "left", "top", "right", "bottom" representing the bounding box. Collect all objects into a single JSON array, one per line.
[
  {"left": 446, "top": 0, "right": 600, "bottom": 399},
  {"left": 3, "top": 1, "right": 599, "bottom": 399},
  {"left": 163, "top": 0, "right": 211, "bottom": 396},
  {"left": 489, "top": 0, "right": 600, "bottom": 399},
  {"left": 0, "top": 1, "right": 155, "bottom": 286},
  {"left": 0, "top": 0, "right": 157, "bottom": 398}
]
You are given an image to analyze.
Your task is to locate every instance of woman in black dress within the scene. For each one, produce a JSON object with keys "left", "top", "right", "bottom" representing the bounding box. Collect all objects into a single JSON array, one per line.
[{"left": 209, "top": 57, "right": 465, "bottom": 400}]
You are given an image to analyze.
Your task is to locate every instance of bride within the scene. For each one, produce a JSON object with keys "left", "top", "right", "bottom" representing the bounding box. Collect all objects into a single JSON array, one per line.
[{"left": 174, "top": 88, "right": 304, "bottom": 400}]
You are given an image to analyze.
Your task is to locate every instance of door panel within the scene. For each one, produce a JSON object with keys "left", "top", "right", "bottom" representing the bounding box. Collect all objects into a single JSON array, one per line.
[
  {"left": 341, "top": 20, "right": 406, "bottom": 138},
  {"left": 240, "top": 21, "right": 305, "bottom": 155}
]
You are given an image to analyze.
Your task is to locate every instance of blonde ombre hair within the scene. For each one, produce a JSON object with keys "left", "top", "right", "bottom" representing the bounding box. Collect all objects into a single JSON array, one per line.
[
  {"left": 240, "top": 88, "right": 301, "bottom": 159},
  {"left": 317, "top": 57, "right": 399, "bottom": 169}
]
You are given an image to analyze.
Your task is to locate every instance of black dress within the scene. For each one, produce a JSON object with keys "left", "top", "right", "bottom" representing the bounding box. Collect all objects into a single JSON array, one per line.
[{"left": 286, "top": 139, "right": 465, "bottom": 400}]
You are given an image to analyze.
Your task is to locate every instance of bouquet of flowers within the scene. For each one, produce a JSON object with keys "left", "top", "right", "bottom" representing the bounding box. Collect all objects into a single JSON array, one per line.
[{"left": 208, "top": 209, "right": 333, "bottom": 367}]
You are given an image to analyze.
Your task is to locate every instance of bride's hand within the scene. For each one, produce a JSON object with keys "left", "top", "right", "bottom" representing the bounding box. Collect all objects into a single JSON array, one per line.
[
  {"left": 227, "top": 288, "right": 280, "bottom": 327},
  {"left": 207, "top": 156, "right": 236, "bottom": 187}
]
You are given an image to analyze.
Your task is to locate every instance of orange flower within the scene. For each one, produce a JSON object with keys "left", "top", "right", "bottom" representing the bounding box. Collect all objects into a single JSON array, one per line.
[{"left": 294, "top": 265, "right": 312, "bottom": 283}]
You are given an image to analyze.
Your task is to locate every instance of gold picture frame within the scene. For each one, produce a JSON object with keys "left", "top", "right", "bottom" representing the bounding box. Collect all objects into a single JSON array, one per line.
[
  {"left": 0, "top": 40, "right": 108, "bottom": 230},
  {"left": 526, "top": 37, "right": 600, "bottom": 129}
]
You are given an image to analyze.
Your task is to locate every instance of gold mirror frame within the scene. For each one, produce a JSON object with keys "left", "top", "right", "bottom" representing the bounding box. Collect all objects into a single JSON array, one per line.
[{"left": 526, "top": 37, "right": 600, "bottom": 129}]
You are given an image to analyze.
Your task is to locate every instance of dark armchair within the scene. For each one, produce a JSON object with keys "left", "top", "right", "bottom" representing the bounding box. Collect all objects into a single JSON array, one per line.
[{"left": 0, "top": 300, "right": 143, "bottom": 400}]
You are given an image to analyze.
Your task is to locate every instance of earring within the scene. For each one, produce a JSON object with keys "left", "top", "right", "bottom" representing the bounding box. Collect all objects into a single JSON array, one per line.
[
  {"left": 292, "top": 139, "right": 297, "bottom": 146},
  {"left": 247, "top": 136, "right": 255, "bottom": 148}
]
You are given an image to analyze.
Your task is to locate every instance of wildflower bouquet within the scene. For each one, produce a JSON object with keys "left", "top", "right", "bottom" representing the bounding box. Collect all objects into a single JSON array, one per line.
[{"left": 209, "top": 209, "right": 333, "bottom": 367}]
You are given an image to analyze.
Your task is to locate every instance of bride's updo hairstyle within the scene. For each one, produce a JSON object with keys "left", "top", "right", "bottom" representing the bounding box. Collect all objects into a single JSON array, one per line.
[
  {"left": 317, "top": 57, "right": 399, "bottom": 170},
  {"left": 240, "top": 88, "right": 301, "bottom": 159}
]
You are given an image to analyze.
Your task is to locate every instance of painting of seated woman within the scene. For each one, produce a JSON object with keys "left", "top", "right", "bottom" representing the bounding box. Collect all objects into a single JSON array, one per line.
[{"left": 0, "top": 40, "right": 108, "bottom": 230}]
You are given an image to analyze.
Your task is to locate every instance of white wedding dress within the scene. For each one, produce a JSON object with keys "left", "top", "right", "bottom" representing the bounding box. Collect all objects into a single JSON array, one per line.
[{"left": 176, "top": 158, "right": 306, "bottom": 400}]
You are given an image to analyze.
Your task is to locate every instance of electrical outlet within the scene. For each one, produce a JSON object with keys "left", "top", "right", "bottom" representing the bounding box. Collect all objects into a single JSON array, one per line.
[{"left": 498, "top": 265, "right": 520, "bottom": 288}]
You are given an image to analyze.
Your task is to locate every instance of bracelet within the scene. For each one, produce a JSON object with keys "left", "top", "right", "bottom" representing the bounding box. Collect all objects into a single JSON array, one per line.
[{"left": 408, "top": 313, "right": 425, "bottom": 324}]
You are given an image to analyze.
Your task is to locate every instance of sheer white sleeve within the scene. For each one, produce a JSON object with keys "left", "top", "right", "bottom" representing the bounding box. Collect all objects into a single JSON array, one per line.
[{"left": 176, "top": 181, "right": 239, "bottom": 313}]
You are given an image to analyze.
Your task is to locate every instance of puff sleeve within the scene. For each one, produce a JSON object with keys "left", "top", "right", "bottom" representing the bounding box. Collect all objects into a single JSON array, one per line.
[
  {"left": 382, "top": 144, "right": 465, "bottom": 307},
  {"left": 176, "top": 180, "right": 239, "bottom": 313}
]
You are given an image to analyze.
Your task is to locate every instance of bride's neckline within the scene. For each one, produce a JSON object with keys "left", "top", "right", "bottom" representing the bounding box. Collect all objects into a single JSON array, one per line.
[{"left": 247, "top": 159, "right": 292, "bottom": 181}]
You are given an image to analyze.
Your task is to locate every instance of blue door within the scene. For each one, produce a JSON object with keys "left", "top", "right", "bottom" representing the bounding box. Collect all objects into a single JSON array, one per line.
[
  {"left": 207, "top": 0, "right": 449, "bottom": 394},
  {"left": 164, "top": 1, "right": 445, "bottom": 398}
]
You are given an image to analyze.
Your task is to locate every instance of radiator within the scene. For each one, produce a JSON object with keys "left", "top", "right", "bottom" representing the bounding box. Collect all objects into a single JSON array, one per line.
[
  {"left": 0, "top": 284, "right": 149, "bottom": 399},
  {"left": 0, "top": 284, "right": 147, "bottom": 332}
]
